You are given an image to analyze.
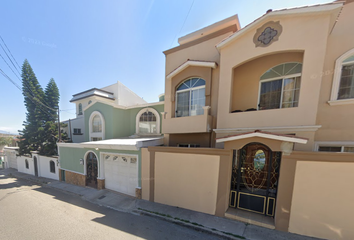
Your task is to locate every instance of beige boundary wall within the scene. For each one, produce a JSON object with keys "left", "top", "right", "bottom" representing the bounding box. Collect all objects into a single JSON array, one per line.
[
  {"left": 284, "top": 152, "right": 354, "bottom": 240},
  {"left": 142, "top": 145, "right": 354, "bottom": 239},
  {"left": 142, "top": 147, "right": 233, "bottom": 216}
]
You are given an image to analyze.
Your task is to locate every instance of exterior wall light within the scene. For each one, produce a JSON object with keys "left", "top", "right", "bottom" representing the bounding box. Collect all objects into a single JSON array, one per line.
[{"left": 79, "top": 158, "right": 84, "bottom": 165}]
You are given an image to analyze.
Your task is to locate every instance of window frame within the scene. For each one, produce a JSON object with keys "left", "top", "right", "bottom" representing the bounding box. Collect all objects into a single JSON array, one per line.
[
  {"left": 135, "top": 107, "right": 160, "bottom": 135},
  {"left": 89, "top": 111, "right": 105, "bottom": 141},
  {"left": 329, "top": 48, "right": 354, "bottom": 105},
  {"left": 315, "top": 141, "right": 354, "bottom": 152},
  {"left": 175, "top": 78, "right": 206, "bottom": 118},
  {"left": 50, "top": 160, "right": 56, "bottom": 173},
  {"left": 73, "top": 128, "right": 82, "bottom": 135},
  {"left": 177, "top": 143, "right": 200, "bottom": 148},
  {"left": 78, "top": 103, "right": 83, "bottom": 115},
  {"left": 258, "top": 73, "right": 301, "bottom": 110}
]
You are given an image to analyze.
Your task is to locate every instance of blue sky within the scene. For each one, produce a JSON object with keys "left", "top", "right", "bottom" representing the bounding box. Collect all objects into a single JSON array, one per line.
[{"left": 0, "top": 0, "right": 331, "bottom": 134}]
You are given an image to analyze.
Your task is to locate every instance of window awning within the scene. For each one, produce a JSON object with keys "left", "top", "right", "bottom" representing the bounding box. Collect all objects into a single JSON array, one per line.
[{"left": 166, "top": 60, "right": 217, "bottom": 80}]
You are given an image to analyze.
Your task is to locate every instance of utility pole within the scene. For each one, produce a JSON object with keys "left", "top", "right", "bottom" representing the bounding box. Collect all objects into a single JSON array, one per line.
[
  {"left": 58, "top": 107, "right": 61, "bottom": 142},
  {"left": 69, "top": 119, "right": 72, "bottom": 142}
]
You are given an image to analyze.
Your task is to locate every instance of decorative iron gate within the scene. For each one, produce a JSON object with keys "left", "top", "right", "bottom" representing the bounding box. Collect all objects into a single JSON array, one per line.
[
  {"left": 229, "top": 143, "right": 281, "bottom": 216},
  {"left": 86, "top": 152, "right": 98, "bottom": 188}
]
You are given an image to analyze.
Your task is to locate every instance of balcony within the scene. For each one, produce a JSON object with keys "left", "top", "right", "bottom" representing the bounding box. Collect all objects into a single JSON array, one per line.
[{"left": 162, "top": 106, "right": 212, "bottom": 134}]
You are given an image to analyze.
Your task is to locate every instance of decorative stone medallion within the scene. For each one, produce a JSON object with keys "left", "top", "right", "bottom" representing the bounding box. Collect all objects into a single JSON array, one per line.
[{"left": 253, "top": 21, "right": 282, "bottom": 47}]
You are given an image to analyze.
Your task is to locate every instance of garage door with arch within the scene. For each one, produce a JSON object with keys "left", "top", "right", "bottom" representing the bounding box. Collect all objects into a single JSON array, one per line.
[{"left": 104, "top": 154, "right": 138, "bottom": 197}]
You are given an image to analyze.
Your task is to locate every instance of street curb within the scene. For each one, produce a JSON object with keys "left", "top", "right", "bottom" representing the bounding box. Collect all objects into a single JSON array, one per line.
[{"left": 134, "top": 209, "right": 247, "bottom": 240}]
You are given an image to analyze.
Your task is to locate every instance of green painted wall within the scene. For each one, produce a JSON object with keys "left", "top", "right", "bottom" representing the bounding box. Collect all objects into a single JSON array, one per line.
[
  {"left": 61, "top": 102, "right": 164, "bottom": 188},
  {"left": 128, "top": 104, "right": 164, "bottom": 135},
  {"left": 84, "top": 102, "right": 164, "bottom": 141},
  {"left": 59, "top": 146, "right": 142, "bottom": 187}
]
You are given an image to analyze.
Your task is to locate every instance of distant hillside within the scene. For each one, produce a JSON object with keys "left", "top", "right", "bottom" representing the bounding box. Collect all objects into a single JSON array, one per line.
[{"left": 0, "top": 130, "right": 18, "bottom": 136}]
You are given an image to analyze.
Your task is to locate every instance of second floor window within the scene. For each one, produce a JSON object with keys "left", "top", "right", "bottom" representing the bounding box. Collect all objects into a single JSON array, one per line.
[
  {"left": 89, "top": 111, "right": 105, "bottom": 141},
  {"left": 139, "top": 111, "right": 157, "bottom": 134},
  {"left": 78, "top": 103, "right": 83, "bottom": 115},
  {"left": 73, "top": 128, "right": 81, "bottom": 135},
  {"left": 338, "top": 55, "right": 354, "bottom": 100},
  {"left": 259, "top": 62, "right": 302, "bottom": 110},
  {"left": 92, "top": 115, "right": 102, "bottom": 132},
  {"left": 176, "top": 78, "right": 205, "bottom": 117}
]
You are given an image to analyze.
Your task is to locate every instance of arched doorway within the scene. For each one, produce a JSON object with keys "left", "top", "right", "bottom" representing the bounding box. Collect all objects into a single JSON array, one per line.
[
  {"left": 229, "top": 143, "right": 281, "bottom": 216},
  {"left": 86, "top": 152, "right": 98, "bottom": 188}
]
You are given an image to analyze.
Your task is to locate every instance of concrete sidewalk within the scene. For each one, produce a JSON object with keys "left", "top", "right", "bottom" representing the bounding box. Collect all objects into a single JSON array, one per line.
[{"left": 0, "top": 168, "right": 321, "bottom": 240}]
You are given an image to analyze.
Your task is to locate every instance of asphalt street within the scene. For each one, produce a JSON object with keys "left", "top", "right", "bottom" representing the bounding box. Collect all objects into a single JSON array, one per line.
[{"left": 0, "top": 174, "right": 224, "bottom": 240}]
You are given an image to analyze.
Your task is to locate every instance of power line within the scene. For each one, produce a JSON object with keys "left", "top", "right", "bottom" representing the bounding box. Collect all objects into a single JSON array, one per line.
[
  {"left": 0, "top": 38, "right": 38, "bottom": 98},
  {"left": 0, "top": 49, "right": 42, "bottom": 109},
  {"left": 0, "top": 68, "right": 21, "bottom": 90},
  {"left": 0, "top": 37, "right": 21, "bottom": 75},
  {"left": 0, "top": 35, "right": 21, "bottom": 70},
  {"left": 0, "top": 68, "right": 54, "bottom": 119},
  {"left": 170, "top": 0, "right": 195, "bottom": 48},
  {"left": 0, "top": 52, "right": 21, "bottom": 81},
  {"left": 0, "top": 35, "right": 63, "bottom": 142},
  {"left": 60, "top": 110, "right": 76, "bottom": 115},
  {"left": 0, "top": 36, "right": 57, "bottom": 112}
]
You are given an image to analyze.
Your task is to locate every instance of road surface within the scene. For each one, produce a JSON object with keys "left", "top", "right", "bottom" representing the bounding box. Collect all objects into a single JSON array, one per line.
[{"left": 0, "top": 173, "right": 223, "bottom": 240}]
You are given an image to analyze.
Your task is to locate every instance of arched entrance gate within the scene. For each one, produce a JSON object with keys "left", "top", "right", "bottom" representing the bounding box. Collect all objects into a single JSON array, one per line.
[
  {"left": 86, "top": 152, "right": 98, "bottom": 188},
  {"left": 229, "top": 143, "right": 281, "bottom": 216}
]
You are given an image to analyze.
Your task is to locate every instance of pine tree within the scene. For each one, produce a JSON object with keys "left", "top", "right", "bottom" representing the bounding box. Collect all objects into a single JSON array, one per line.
[
  {"left": 18, "top": 60, "right": 68, "bottom": 156},
  {"left": 44, "top": 78, "right": 59, "bottom": 122},
  {"left": 18, "top": 59, "right": 45, "bottom": 155},
  {"left": 39, "top": 78, "right": 65, "bottom": 156}
]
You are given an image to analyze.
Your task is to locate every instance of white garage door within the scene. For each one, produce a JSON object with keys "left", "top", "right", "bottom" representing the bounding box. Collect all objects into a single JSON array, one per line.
[{"left": 104, "top": 154, "right": 138, "bottom": 197}]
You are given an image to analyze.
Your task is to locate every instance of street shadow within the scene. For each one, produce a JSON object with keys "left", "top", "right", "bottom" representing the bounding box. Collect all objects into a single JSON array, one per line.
[
  {"left": 1, "top": 174, "right": 205, "bottom": 240},
  {"left": 0, "top": 174, "right": 39, "bottom": 189}
]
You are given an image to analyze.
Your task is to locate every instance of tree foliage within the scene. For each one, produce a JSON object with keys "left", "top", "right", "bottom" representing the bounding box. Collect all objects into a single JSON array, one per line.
[
  {"left": 0, "top": 137, "right": 12, "bottom": 146},
  {"left": 44, "top": 78, "right": 59, "bottom": 122},
  {"left": 18, "top": 60, "right": 67, "bottom": 156}
]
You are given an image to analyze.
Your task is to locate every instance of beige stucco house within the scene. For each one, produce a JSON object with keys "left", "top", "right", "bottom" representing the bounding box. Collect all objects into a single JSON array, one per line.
[{"left": 142, "top": 1, "right": 354, "bottom": 240}]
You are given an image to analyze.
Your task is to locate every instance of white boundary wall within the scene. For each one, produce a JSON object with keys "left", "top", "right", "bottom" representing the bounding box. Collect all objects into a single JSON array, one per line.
[
  {"left": 37, "top": 155, "right": 59, "bottom": 180},
  {"left": 3, "top": 148, "right": 18, "bottom": 169},
  {"left": 17, "top": 156, "right": 34, "bottom": 175},
  {"left": 15, "top": 153, "right": 59, "bottom": 180}
]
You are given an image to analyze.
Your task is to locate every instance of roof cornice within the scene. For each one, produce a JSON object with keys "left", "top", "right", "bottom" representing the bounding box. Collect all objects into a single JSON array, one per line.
[{"left": 216, "top": 2, "right": 344, "bottom": 50}]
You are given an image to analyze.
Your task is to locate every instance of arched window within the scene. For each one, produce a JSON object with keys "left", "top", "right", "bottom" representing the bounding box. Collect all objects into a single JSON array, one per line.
[
  {"left": 338, "top": 55, "right": 354, "bottom": 100},
  {"left": 136, "top": 108, "right": 160, "bottom": 134},
  {"left": 92, "top": 115, "right": 102, "bottom": 132},
  {"left": 50, "top": 160, "right": 55, "bottom": 173},
  {"left": 176, "top": 78, "right": 205, "bottom": 117},
  {"left": 25, "top": 159, "right": 29, "bottom": 169},
  {"left": 329, "top": 49, "right": 354, "bottom": 104},
  {"left": 78, "top": 103, "right": 83, "bottom": 115},
  {"left": 89, "top": 111, "right": 105, "bottom": 141},
  {"left": 259, "top": 62, "right": 302, "bottom": 110}
]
